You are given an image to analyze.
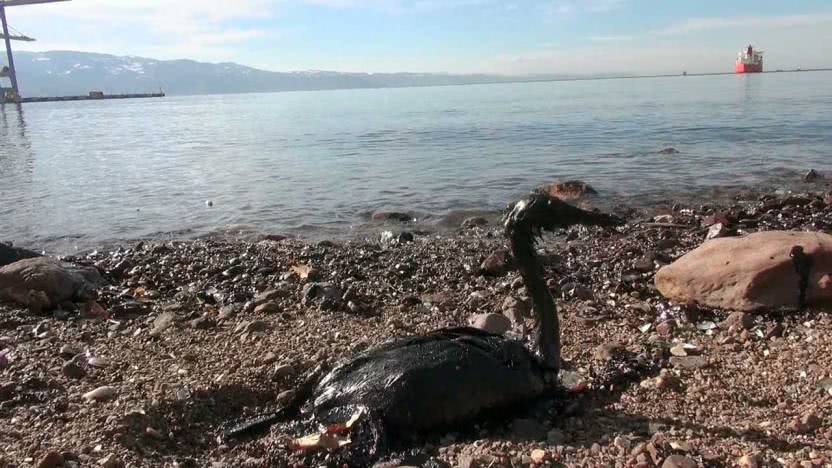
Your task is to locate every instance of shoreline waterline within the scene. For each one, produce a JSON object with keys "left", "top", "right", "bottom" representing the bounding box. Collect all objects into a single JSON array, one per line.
[{"left": 6, "top": 176, "right": 830, "bottom": 256}]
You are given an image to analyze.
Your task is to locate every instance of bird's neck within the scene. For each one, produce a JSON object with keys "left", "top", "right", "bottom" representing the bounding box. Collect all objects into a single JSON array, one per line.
[{"left": 509, "top": 232, "right": 560, "bottom": 373}]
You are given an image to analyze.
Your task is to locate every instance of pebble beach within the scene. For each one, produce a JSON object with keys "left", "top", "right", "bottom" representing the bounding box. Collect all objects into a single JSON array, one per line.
[{"left": 1, "top": 183, "right": 832, "bottom": 468}]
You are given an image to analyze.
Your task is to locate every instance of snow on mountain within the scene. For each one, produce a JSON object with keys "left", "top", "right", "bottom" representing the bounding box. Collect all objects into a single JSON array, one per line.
[{"left": 10, "top": 50, "right": 578, "bottom": 97}]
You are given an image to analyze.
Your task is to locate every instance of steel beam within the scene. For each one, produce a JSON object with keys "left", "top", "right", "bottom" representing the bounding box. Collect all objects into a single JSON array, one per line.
[
  {"left": 0, "top": 33, "right": 34, "bottom": 41},
  {"left": 0, "top": 5, "right": 19, "bottom": 96},
  {"left": 0, "top": 0, "right": 70, "bottom": 7}
]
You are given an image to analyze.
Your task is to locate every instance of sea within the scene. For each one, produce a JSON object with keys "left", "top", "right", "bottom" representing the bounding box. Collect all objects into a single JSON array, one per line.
[{"left": 2, "top": 71, "right": 831, "bottom": 254}]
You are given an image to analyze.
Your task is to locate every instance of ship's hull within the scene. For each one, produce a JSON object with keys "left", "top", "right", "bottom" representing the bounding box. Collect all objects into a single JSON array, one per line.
[{"left": 735, "top": 62, "right": 763, "bottom": 73}]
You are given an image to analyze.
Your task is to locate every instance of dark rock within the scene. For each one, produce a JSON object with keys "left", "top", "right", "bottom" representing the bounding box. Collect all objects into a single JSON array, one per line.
[
  {"left": 372, "top": 211, "right": 414, "bottom": 223},
  {"left": 765, "top": 322, "right": 784, "bottom": 339},
  {"left": 302, "top": 282, "right": 342, "bottom": 308},
  {"left": 253, "top": 301, "right": 280, "bottom": 314},
  {"left": 59, "top": 344, "right": 81, "bottom": 360},
  {"left": 272, "top": 364, "right": 296, "bottom": 381},
  {"left": 568, "top": 284, "right": 594, "bottom": 300},
  {"left": 0, "top": 242, "right": 40, "bottom": 268},
  {"left": 27, "top": 290, "right": 51, "bottom": 315},
  {"left": 276, "top": 389, "right": 296, "bottom": 407},
  {"left": 0, "top": 381, "right": 15, "bottom": 401},
  {"left": 379, "top": 231, "right": 414, "bottom": 247},
  {"left": 657, "top": 147, "right": 681, "bottom": 155},
  {"left": 510, "top": 418, "right": 547, "bottom": 441},
  {"left": 218, "top": 303, "right": 242, "bottom": 320},
  {"left": 62, "top": 360, "right": 86, "bottom": 379},
  {"left": 782, "top": 195, "right": 812, "bottom": 207},
  {"left": 36, "top": 451, "right": 65, "bottom": 468},
  {"left": 222, "top": 265, "right": 245, "bottom": 277},
  {"left": 461, "top": 217, "right": 488, "bottom": 229},
  {"left": 261, "top": 234, "right": 288, "bottom": 242},
  {"left": 633, "top": 256, "right": 655, "bottom": 273},
  {"left": 804, "top": 169, "right": 822, "bottom": 181},
  {"left": 190, "top": 315, "right": 216, "bottom": 330},
  {"left": 656, "top": 238, "right": 680, "bottom": 250}
]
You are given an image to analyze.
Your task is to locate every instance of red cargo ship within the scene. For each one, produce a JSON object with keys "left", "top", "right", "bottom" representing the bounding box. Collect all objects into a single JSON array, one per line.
[{"left": 735, "top": 44, "right": 763, "bottom": 73}]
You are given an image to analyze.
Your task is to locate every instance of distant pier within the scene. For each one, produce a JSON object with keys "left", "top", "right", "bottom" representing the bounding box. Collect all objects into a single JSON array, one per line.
[{"left": 3, "top": 91, "right": 165, "bottom": 104}]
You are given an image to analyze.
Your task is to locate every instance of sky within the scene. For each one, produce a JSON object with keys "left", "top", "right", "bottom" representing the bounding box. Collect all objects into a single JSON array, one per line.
[{"left": 4, "top": 0, "right": 832, "bottom": 75}]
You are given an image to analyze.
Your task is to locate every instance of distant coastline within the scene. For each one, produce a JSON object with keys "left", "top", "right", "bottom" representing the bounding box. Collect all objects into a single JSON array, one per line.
[{"left": 11, "top": 50, "right": 832, "bottom": 98}]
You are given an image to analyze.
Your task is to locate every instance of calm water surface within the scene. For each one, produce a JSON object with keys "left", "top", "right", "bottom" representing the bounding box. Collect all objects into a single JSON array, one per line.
[{"left": 2, "top": 72, "right": 831, "bottom": 253}]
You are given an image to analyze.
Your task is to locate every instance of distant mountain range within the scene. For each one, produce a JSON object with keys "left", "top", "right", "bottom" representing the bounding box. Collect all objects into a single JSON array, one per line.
[{"left": 10, "top": 50, "right": 602, "bottom": 97}]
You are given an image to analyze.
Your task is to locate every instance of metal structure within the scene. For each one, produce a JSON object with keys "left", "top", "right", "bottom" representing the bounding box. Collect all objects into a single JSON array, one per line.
[{"left": 1, "top": 0, "right": 69, "bottom": 101}]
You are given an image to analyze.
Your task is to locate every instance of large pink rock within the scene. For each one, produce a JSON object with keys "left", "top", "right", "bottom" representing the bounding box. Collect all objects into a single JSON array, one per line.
[
  {"left": 0, "top": 257, "right": 103, "bottom": 309},
  {"left": 655, "top": 231, "right": 832, "bottom": 311}
]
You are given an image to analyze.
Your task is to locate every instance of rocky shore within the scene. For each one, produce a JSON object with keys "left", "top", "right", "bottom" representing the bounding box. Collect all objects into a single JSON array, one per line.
[{"left": 1, "top": 187, "right": 831, "bottom": 468}]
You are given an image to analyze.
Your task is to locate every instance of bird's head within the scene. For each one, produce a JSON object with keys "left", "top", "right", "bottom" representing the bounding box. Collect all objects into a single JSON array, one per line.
[{"left": 504, "top": 190, "right": 624, "bottom": 240}]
